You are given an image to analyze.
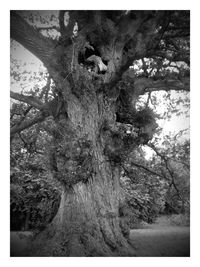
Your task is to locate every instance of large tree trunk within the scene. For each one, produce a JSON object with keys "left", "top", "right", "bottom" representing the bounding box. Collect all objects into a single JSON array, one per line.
[
  {"left": 36, "top": 163, "right": 133, "bottom": 256},
  {"left": 30, "top": 81, "right": 135, "bottom": 256}
]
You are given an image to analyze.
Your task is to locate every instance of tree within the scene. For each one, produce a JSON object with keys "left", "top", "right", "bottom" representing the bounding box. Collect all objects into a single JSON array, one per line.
[
  {"left": 120, "top": 148, "right": 167, "bottom": 225},
  {"left": 147, "top": 132, "right": 190, "bottom": 215},
  {"left": 10, "top": 123, "right": 61, "bottom": 231},
  {"left": 10, "top": 10, "right": 190, "bottom": 256},
  {"left": 121, "top": 129, "right": 190, "bottom": 227}
]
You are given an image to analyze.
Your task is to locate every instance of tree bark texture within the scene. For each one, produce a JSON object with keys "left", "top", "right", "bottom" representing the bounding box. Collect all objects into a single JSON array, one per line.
[{"left": 30, "top": 81, "right": 135, "bottom": 256}]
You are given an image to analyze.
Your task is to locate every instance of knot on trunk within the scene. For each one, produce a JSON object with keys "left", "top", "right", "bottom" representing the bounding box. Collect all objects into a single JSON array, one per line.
[
  {"left": 49, "top": 137, "right": 94, "bottom": 186},
  {"left": 102, "top": 123, "right": 138, "bottom": 164},
  {"left": 102, "top": 107, "right": 157, "bottom": 164}
]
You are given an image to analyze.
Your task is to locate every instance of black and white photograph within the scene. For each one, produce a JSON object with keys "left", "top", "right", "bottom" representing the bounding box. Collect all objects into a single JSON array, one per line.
[{"left": 9, "top": 9, "right": 190, "bottom": 257}]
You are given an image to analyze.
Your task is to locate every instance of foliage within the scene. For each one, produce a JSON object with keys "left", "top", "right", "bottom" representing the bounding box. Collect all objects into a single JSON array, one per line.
[
  {"left": 118, "top": 126, "right": 190, "bottom": 228},
  {"left": 149, "top": 132, "right": 190, "bottom": 214},
  {"left": 10, "top": 170, "right": 60, "bottom": 231},
  {"left": 120, "top": 151, "right": 168, "bottom": 227},
  {"left": 10, "top": 119, "right": 61, "bottom": 231}
]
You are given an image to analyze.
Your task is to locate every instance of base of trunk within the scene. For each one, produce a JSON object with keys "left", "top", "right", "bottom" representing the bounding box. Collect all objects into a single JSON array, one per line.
[
  {"left": 28, "top": 224, "right": 135, "bottom": 256},
  {"left": 28, "top": 182, "right": 135, "bottom": 256},
  {"left": 29, "top": 224, "right": 135, "bottom": 256}
]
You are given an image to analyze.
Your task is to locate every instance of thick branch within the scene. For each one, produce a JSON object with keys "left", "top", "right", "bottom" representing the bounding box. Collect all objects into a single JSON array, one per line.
[
  {"left": 144, "top": 78, "right": 190, "bottom": 93},
  {"left": 10, "top": 112, "right": 48, "bottom": 136},
  {"left": 107, "top": 58, "right": 134, "bottom": 89},
  {"left": 11, "top": 90, "right": 67, "bottom": 122},
  {"left": 10, "top": 11, "right": 58, "bottom": 70},
  {"left": 108, "top": 13, "right": 165, "bottom": 88},
  {"left": 120, "top": 76, "right": 189, "bottom": 97},
  {"left": 10, "top": 91, "right": 45, "bottom": 110}
]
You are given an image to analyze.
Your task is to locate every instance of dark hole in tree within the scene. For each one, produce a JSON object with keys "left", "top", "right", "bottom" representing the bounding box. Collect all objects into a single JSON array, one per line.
[
  {"left": 102, "top": 59, "right": 108, "bottom": 66},
  {"left": 78, "top": 46, "right": 101, "bottom": 65},
  {"left": 78, "top": 45, "right": 108, "bottom": 74}
]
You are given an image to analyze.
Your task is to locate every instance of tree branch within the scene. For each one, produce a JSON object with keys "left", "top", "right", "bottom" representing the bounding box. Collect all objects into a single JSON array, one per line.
[
  {"left": 144, "top": 77, "right": 190, "bottom": 93},
  {"left": 12, "top": 105, "right": 32, "bottom": 123},
  {"left": 145, "top": 92, "right": 151, "bottom": 108},
  {"left": 10, "top": 11, "right": 58, "bottom": 71},
  {"left": 121, "top": 76, "right": 189, "bottom": 95},
  {"left": 129, "top": 161, "right": 168, "bottom": 180},
  {"left": 147, "top": 143, "right": 183, "bottom": 200},
  {"left": 38, "top": 76, "right": 52, "bottom": 102},
  {"left": 37, "top": 25, "right": 60, "bottom": 32},
  {"left": 10, "top": 91, "right": 45, "bottom": 110},
  {"left": 59, "top": 11, "right": 67, "bottom": 36},
  {"left": 108, "top": 12, "right": 166, "bottom": 89},
  {"left": 10, "top": 112, "right": 48, "bottom": 136},
  {"left": 148, "top": 50, "right": 190, "bottom": 66}
]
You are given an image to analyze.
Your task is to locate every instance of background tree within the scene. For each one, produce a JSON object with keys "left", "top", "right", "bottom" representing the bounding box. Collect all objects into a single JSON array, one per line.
[
  {"left": 10, "top": 109, "right": 61, "bottom": 231},
  {"left": 10, "top": 10, "right": 190, "bottom": 256},
  {"left": 120, "top": 129, "right": 190, "bottom": 228}
]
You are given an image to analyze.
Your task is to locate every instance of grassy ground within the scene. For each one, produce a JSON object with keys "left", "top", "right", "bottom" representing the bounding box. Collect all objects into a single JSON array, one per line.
[
  {"left": 10, "top": 215, "right": 190, "bottom": 257},
  {"left": 130, "top": 226, "right": 190, "bottom": 256},
  {"left": 130, "top": 215, "right": 190, "bottom": 256},
  {"left": 10, "top": 231, "right": 33, "bottom": 256}
]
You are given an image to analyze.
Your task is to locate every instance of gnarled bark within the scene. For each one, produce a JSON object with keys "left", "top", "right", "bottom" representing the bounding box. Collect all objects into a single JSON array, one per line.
[
  {"left": 29, "top": 82, "right": 135, "bottom": 256},
  {"left": 31, "top": 162, "right": 134, "bottom": 256}
]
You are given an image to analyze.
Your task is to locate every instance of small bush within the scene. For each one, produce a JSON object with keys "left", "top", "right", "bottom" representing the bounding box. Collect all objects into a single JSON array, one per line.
[
  {"left": 169, "top": 214, "right": 190, "bottom": 226},
  {"left": 155, "top": 214, "right": 190, "bottom": 226}
]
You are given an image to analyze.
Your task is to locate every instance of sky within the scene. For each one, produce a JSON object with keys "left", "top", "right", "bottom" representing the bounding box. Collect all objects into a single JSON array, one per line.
[{"left": 10, "top": 41, "right": 46, "bottom": 93}]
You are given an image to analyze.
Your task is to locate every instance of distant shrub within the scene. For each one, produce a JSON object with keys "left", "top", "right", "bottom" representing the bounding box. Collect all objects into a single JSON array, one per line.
[
  {"left": 155, "top": 214, "right": 190, "bottom": 226},
  {"left": 169, "top": 214, "right": 190, "bottom": 226}
]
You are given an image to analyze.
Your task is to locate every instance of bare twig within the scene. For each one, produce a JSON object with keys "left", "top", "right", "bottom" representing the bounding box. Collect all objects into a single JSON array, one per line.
[
  {"left": 147, "top": 143, "right": 183, "bottom": 200},
  {"left": 145, "top": 92, "right": 151, "bottom": 108}
]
